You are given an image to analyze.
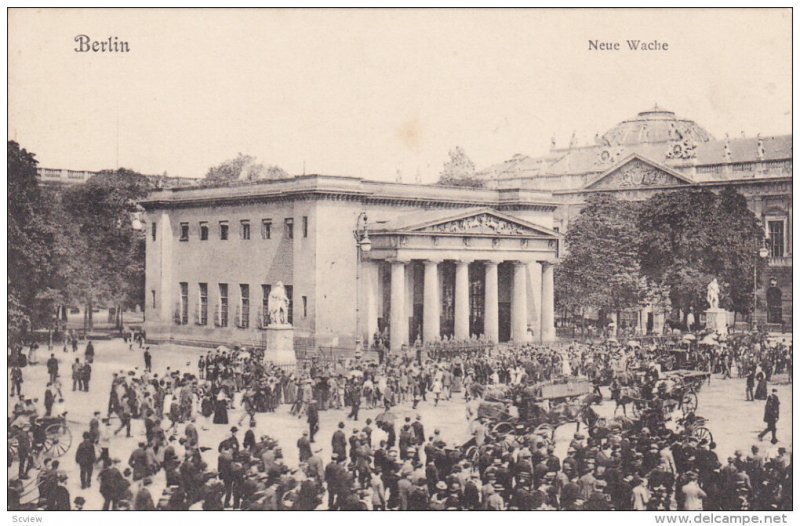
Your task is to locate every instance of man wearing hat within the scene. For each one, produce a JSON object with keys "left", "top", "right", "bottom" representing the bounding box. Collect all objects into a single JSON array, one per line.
[
  {"left": 307, "top": 400, "right": 319, "bottom": 442},
  {"left": 758, "top": 388, "right": 780, "bottom": 444},
  {"left": 680, "top": 471, "right": 707, "bottom": 510},
  {"left": 219, "top": 426, "right": 240, "bottom": 455},
  {"left": 412, "top": 414, "right": 425, "bottom": 446},
  {"left": 297, "top": 430, "right": 313, "bottom": 462},
  {"left": 45, "top": 472, "right": 71, "bottom": 510},
  {"left": 75, "top": 431, "right": 97, "bottom": 489},
  {"left": 332, "top": 422, "right": 347, "bottom": 461},
  {"left": 324, "top": 452, "right": 346, "bottom": 510}
]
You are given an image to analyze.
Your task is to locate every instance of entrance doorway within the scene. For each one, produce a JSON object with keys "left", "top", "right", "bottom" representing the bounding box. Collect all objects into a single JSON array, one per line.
[{"left": 499, "top": 303, "right": 511, "bottom": 342}]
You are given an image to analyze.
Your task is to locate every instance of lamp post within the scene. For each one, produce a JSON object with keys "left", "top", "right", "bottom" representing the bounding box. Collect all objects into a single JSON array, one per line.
[
  {"left": 353, "top": 211, "right": 372, "bottom": 352},
  {"left": 753, "top": 236, "right": 770, "bottom": 330}
]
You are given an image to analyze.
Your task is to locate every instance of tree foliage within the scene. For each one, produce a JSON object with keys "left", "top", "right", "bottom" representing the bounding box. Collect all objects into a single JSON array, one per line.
[
  {"left": 8, "top": 141, "right": 54, "bottom": 336},
  {"left": 639, "top": 187, "right": 763, "bottom": 315},
  {"left": 437, "top": 146, "right": 485, "bottom": 188},
  {"left": 558, "top": 187, "right": 764, "bottom": 323},
  {"left": 59, "top": 169, "right": 152, "bottom": 321},
  {"left": 556, "top": 194, "right": 641, "bottom": 315},
  {"left": 205, "top": 153, "right": 290, "bottom": 182}
]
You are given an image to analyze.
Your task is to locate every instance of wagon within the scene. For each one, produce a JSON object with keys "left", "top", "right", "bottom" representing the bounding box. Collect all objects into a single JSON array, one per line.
[
  {"left": 8, "top": 413, "right": 72, "bottom": 461},
  {"left": 483, "top": 378, "right": 600, "bottom": 440},
  {"left": 658, "top": 370, "right": 709, "bottom": 415}
]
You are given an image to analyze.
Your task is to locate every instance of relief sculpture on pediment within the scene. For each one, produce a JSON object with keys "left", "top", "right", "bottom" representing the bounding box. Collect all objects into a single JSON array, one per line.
[
  {"left": 593, "top": 160, "right": 680, "bottom": 189},
  {"left": 426, "top": 213, "right": 529, "bottom": 235}
]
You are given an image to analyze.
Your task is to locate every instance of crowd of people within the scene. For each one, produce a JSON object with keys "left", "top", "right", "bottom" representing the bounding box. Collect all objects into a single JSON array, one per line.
[{"left": 6, "top": 329, "right": 793, "bottom": 511}]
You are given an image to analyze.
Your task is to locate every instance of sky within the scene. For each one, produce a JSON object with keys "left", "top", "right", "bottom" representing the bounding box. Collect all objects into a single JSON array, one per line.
[{"left": 8, "top": 8, "right": 792, "bottom": 183}]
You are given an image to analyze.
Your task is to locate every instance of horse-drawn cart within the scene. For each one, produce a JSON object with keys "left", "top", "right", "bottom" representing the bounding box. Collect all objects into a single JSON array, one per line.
[
  {"left": 475, "top": 377, "right": 600, "bottom": 441},
  {"left": 8, "top": 412, "right": 73, "bottom": 461},
  {"left": 657, "top": 369, "right": 709, "bottom": 415}
]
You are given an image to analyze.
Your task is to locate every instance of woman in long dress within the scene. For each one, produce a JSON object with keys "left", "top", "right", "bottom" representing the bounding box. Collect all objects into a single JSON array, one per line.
[
  {"left": 213, "top": 391, "right": 229, "bottom": 424},
  {"left": 754, "top": 370, "right": 768, "bottom": 400}
]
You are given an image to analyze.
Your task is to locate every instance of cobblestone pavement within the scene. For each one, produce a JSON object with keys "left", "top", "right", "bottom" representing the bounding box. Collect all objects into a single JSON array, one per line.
[{"left": 8, "top": 339, "right": 792, "bottom": 510}]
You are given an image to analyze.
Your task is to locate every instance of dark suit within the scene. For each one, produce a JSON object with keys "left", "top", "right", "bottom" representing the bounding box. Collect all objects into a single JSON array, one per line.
[
  {"left": 331, "top": 429, "right": 347, "bottom": 460},
  {"left": 759, "top": 393, "right": 780, "bottom": 442}
]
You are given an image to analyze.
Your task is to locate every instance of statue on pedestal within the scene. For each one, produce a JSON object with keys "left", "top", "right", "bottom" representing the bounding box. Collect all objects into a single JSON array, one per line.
[
  {"left": 706, "top": 278, "right": 720, "bottom": 310},
  {"left": 268, "top": 281, "right": 291, "bottom": 326}
]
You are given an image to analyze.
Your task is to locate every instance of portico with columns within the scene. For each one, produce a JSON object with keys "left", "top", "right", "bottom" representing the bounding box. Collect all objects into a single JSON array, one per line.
[{"left": 359, "top": 208, "right": 560, "bottom": 352}]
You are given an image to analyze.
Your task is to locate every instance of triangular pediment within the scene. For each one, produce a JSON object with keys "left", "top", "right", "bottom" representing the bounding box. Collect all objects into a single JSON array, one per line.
[
  {"left": 584, "top": 154, "right": 694, "bottom": 190},
  {"left": 375, "top": 207, "right": 559, "bottom": 238}
]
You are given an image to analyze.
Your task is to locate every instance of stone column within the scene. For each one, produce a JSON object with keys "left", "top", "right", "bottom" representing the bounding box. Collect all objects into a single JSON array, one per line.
[
  {"left": 423, "top": 260, "right": 441, "bottom": 342},
  {"left": 511, "top": 262, "right": 528, "bottom": 342},
  {"left": 158, "top": 212, "right": 173, "bottom": 324},
  {"left": 362, "top": 260, "right": 379, "bottom": 344},
  {"left": 527, "top": 261, "right": 542, "bottom": 341},
  {"left": 454, "top": 260, "right": 470, "bottom": 340},
  {"left": 389, "top": 260, "right": 408, "bottom": 352},
  {"left": 540, "top": 261, "right": 555, "bottom": 342},
  {"left": 484, "top": 261, "right": 499, "bottom": 343}
]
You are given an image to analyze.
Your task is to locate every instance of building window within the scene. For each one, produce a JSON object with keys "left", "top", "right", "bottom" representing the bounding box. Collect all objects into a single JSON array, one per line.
[
  {"left": 200, "top": 222, "right": 209, "bottom": 241},
  {"left": 218, "top": 284, "right": 228, "bottom": 327},
  {"left": 285, "top": 218, "right": 294, "bottom": 239},
  {"left": 178, "top": 282, "right": 189, "bottom": 325},
  {"left": 151, "top": 222, "right": 157, "bottom": 242},
  {"left": 302, "top": 295, "right": 307, "bottom": 318},
  {"left": 198, "top": 283, "right": 208, "bottom": 325},
  {"left": 302, "top": 216, "right": 308, "bottom": 238},
  {"left": 151, "top": 290, "right": 156, "bottom": 309},
  {"left": 285, "top": 285, "right": 293, "bottom": 325},
  {"left": 239, "top": 284, "right": 250, "bottom": 329},
  {"left": 241, "top": 220, "right": 251, "bottom": 240},
  {"left": 180, "top": 223, "right": 189, "bottom": 241},
  {"left": 261, "top": 284, "right": 271, "bottom": 328},
  {"left": 768, "top": 219, "right": 785, "bottom": 258},
  {"left": 261, "top": 219, "right": 272, "bottom": 240},
  {"left": 219, "top": 221, "right": 229, "bottom": 240}
]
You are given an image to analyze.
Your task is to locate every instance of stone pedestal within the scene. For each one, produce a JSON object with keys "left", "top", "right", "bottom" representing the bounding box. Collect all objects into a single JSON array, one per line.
[
  {"left": 265, "top": 325, "right": 295, "bottom": 365},
  {"left": 705, "top": 308, "right": 729, "bottom": 335}
]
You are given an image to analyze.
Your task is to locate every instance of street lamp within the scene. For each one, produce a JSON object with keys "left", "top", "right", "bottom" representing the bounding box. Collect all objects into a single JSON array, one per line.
[
  {"left": 353, "top": 212, "right": 371, "bottom": 351},
  {"left": 753, "top": 236, "right": 770, "bottom": 330}
]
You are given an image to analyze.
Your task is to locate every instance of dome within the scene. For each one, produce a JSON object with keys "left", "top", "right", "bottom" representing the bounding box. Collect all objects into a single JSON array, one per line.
[{"left": 599, "top": 105, "right": 713, "bottom": 146}]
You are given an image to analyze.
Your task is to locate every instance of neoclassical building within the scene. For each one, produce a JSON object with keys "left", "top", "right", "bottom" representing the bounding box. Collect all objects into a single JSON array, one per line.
[
  {"left": 142, "top": 177, "right": 560, "bottom": 352},
  {"left": 142, "top": 106, "right": 791, "bottom": 352},
  {"left": 478, "top": 106, "right": 792, "bottom": 331}
]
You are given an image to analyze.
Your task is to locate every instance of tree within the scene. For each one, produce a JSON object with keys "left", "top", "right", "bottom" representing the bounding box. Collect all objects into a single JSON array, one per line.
[
  {"left": 205, "top": 153, "right": 290, "bottom": 182},
  {"left": 437, "top": 146, "right": 485, "bottom": 188},
  {"left": 638, "top": 188, "right": 762, "bottom": 318},
  {"left": 8, "top": 141, "right": 56, "bottom": 339},
  {"left": 60, "top": 169, "right": 152, "bottom": 331},
  {"left": 556, "top": 194, "right": 641, "bottom": 321}
]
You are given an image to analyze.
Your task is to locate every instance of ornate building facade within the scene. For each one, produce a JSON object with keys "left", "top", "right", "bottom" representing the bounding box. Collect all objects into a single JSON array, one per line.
[{"left": 478, "top": 106, "right": 792, "bottom": 331}]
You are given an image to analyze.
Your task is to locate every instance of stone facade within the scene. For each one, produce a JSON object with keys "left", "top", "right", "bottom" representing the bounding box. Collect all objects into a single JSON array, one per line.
[
  {"left": 478, "top": 106, "right": 792, "bottom": 331},
  {"left": 142, "top": 176, "right": 560, "bottom": 350}
]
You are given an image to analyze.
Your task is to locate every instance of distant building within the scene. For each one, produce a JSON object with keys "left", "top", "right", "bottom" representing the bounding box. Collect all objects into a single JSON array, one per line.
[
  {"left": 478, "top": 106, "right": 792, "bottom": 331},
  {"left": 36, "top": 166, "right": 199, "bottom": 189}
]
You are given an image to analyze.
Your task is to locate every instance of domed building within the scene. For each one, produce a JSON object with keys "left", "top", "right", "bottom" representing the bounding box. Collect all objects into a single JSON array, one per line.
[{"left": 478, "top": 105, "right": 792, "bottom": 333}]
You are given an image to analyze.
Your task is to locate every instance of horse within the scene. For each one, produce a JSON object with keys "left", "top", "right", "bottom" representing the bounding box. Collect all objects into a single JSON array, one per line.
[{"left": 611, "top": 385, "right": 641, "bottom": 417}]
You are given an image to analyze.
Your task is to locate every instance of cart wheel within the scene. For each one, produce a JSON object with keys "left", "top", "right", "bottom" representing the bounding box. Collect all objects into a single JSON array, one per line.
[
  {"left": 44, "top": 423, "right": 71, "bottom": 458},
  {"left": 692, "top": 426, "right": 713, "bottom": 444},
  {"left": 465, "top": 445, "right": 479, "bottom": 463},
  {"left": 492, "top": 422, "right": 514, "bottom": 436},
  {"left": 681, "top": 391, "right": 698, "bottom": 415}
]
